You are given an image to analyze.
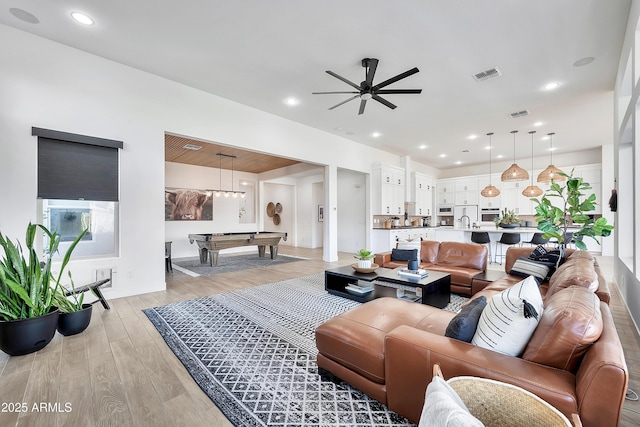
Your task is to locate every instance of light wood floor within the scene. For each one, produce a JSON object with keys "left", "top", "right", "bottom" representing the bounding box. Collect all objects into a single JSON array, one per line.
[{"left": 0, "top": 247, "right": 638, "bottom": 427}]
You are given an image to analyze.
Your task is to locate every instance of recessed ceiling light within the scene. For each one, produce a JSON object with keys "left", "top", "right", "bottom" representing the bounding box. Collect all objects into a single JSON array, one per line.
[
  {"left": 497, "top": 154, "right": 504, "bottom": 159},
  {"left": 9, "top": 8, "right": 39, "bottom": 24},
  {"left": 467, "top": 134, "right": 478, "bottom": 140},
  {"left": 283, "top": 97, "right": 299, "bottom": 106},
  {"left": 439, "top": 154, "right": 447, "bottom": 158},
  {"left": 542, "top": 82, "right": 560, "bottom": 91},
  {"left": 455, "top": 161, "right": 462, "bottom": 165},
  {"left": 549, "top": 147, "right": 558, "bottom": 152},
  {"left": 573, "top": 57, "right": 595, "bottom": 67},
  {"left": 542, "top": 135, "right": 550, "bottom": 140},
  {"left": 533, "top": 121, "right": 543, "bottom": 127},
  {"left": 371, "top": 132, "right": 381, "bottom": 138},
  {"left": 418, "top": 144, "right": 427, "bottom": 149},
  {"left": 484, "top": 146, "right": 491, "bottom": 150},
  {"left": 71, "top": 12, "right": 94, "bottom": 26}
]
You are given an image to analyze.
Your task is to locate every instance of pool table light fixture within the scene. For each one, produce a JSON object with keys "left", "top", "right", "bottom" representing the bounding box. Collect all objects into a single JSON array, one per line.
[{"left": 214, "top": 153, "right": 246, "bottom": 198}]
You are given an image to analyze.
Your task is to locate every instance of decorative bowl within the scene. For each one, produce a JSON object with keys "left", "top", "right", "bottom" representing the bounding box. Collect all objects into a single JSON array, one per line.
[
  {"left": 499, "top": 223, "right": 519, "bottom": 228},
  {"left": 351, "top": 263, "right": 379, "bottom": 273}
]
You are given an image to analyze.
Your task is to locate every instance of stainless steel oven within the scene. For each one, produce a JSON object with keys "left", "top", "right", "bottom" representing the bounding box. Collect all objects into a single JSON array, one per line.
[{"left": 481, "top": 208, "right": 501, "bottom": 222}]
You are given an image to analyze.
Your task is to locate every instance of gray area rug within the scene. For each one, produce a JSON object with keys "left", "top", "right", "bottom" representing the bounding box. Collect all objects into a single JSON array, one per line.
[
  {"left": 144, "top": 273, "right": 467, "bottom": 426},
  {"left": 173, "top": 253, "right": 306, "bottom": 276}
]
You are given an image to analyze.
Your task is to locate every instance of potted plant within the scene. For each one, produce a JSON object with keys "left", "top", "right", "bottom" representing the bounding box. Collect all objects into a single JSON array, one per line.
[
  {"left": 0, "top": 223, "right": 86, "bottom": 355},
  {"left": 354, "top": 249, "right": 376, "bottom": 269},
  {"left": 532, "top": 170, "right": 613, "bottom": 250},
  {"left": 496, "top": 208, "right": 520, "bottom": 228},
  {"left": 54, "top": 272, "right": 93, "bottom": 336}
]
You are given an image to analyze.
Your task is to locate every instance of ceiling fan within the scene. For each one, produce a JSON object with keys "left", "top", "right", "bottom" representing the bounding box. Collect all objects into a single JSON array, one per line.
[{"left": 313, "top": 58, "right": 422, "bottom": 115}]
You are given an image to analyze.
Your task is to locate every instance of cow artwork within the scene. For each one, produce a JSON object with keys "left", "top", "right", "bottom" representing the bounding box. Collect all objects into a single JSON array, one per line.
[{"left": 165, "top": 188, "right": 213, "bottom": 221}]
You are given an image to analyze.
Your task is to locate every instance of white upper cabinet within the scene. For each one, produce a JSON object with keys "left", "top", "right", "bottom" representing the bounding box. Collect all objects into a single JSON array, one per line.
[
  {"left": 373, "top": 164, "right": 405, "bottom": 215},
  {"left": 412, "top": 172, "right": 434, "bottom": 216}
]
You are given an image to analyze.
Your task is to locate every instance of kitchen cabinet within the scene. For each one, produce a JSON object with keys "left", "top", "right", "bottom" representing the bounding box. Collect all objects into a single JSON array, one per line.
[
  {"left": 454, "top": 178, "right": 479, "bottom": 205},
  {"left": 372, "top": 164, "right": 405, "bottom": 215},
  {"left": 501, "top": 181, "right": 535, "bottom": 215},
  {"left": 412, "top": 172, "right": 434, "bottom": 216},
  {"left": 436, "top": 179, "right": 455, "bottom": 205}
]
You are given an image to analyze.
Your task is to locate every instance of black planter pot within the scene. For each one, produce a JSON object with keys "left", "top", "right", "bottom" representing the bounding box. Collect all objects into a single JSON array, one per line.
[
  {"left": 499, "top": 223, "right": 519, "bottom": 228},
  {"left": 57, "top": 304, "right": 92, "bottom": 336},
  {"left": 0, "top": 308, "right": 60, "bottom": 356}
]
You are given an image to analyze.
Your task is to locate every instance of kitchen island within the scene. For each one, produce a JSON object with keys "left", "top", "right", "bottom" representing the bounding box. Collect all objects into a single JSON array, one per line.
[{"left": 371, "top": 225, "right": 602, "bottom": 254}]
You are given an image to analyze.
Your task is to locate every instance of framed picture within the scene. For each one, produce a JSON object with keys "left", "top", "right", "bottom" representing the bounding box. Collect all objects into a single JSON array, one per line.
[
  {"left": 318, "top": 205, "right": 324, "bottom": 222},
  {"left": 165, "top": 187, "right": 213, "bottom": 221}
]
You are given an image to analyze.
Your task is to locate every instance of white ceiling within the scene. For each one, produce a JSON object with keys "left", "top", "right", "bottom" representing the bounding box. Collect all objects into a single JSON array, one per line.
[{"left": 0, "top": 1, "right": 631, "bottom": 169}]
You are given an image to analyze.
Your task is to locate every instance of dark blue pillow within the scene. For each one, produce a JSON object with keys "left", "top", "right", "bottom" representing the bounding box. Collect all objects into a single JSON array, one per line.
[
  {"left": 391, "top": 248, "right": 418, "bottom": 262},
  {"left": 445, "top": 296, "right": 487, "bottom": 343}
]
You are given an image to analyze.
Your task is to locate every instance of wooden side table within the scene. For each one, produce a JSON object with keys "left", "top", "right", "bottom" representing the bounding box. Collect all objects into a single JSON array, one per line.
[{"left": 471, "top": 269, "right": 506, "bottom": 295}]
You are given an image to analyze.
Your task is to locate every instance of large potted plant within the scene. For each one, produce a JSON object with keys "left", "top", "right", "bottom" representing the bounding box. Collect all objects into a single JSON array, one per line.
[
  {"left": 0, "top": 223, "right": 86, "bottom": 355},
  {"left": 532, "top": 170, "right": 613, "bottom": 250}
]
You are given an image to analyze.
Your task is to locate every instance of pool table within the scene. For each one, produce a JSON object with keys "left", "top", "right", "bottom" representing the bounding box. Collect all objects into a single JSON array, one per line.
[{"left": 188, "top": 232, "right": 288, "bottom": 266}]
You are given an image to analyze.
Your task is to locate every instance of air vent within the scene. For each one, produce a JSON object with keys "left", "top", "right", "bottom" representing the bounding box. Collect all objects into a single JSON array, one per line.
[
  {"left": 472, "top": 67, "right": 502, "bottom": 82},
  {"left": 183, "top": 144, "right": 202, "bottom": 151},
  {"left": 509, "top": 110, "right": 530, "bottom": 118}
]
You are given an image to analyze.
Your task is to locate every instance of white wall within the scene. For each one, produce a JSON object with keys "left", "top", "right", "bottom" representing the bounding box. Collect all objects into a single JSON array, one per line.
[
  {"left": 262, "top": 183, "right": 294, "bottom": 243},
  {"left": 337, "top": 169, "right": 367, "bottom": 253},
  {"left": 0, "top": 24, "right": 403, "bottom": 299}
]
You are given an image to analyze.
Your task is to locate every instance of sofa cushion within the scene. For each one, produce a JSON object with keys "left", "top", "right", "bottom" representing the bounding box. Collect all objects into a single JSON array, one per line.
[
  {"left": 445, "top": 296, "right": 487, "bottom": 342},
  {"left": 567, "top": 250, "right": 594, "bottom": 263},
  {"left": 547, "top": 258, "right": 598, "bottom": 299},
  {"left": 436, "top": 242, "right": 487, "bottom": 271},
  {"left": 391, "top": 248, "right": 418, "bottom": 262},
  {"left": 420, "top": 240, "right": 440, "bottom": 264},
  {"left": 509, "top": 257, "right": 553, "bottom": 284},
  {"left": 419, "top": 376, "right": 483, "bottom": 427},
  {"left": 471, "top": 276, "right": 543, "bottom": 356},
  {"left": 522, "top": 286, "right": 603, "bottom": 371}
]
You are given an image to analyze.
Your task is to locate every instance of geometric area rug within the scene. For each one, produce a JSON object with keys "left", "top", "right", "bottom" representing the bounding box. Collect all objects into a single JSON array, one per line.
[{"left": 143, "top": 273, "right": 467, "bottom": 426}]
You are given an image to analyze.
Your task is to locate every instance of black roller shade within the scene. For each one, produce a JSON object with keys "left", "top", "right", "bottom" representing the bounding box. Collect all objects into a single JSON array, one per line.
[{"left": 35, "top": 128, "right": 123, "bottom": 201}]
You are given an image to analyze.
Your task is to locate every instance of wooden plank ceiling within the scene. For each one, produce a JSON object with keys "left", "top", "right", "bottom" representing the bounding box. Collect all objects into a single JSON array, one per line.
[{"left": 165, "top": 134, "right": 301, "bottom": 174}]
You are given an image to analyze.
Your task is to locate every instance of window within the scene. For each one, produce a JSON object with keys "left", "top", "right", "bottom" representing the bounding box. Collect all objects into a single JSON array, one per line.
[{"left": 33, "top": 127, "right": 123, "bottom": 259}]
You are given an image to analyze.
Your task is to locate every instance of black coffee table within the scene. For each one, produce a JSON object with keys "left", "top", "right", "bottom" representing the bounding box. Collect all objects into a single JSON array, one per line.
[{"left": 324, "top": 265, "right": 451, "bottom": 308}]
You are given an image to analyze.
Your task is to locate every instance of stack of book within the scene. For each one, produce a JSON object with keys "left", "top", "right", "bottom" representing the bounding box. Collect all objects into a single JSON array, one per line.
[
  {"left": 398, "top": 268, "right": 429, "bottom": 280},
  {"left": 344, "top": 282, "right": 374, "bottom": 296}
]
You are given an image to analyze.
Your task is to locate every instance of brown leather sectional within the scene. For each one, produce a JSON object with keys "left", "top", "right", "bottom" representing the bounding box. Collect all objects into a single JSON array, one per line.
[
  {"left": 316, "top": 247, "right": 628, "bottom": 427},
  {"left": 374, "top": 240, "right": 489, "bottom": 295}
]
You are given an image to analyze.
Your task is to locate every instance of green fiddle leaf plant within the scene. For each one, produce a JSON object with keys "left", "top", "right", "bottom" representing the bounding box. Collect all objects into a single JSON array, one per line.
[{"left": 531, "top": 170, "right": 613, "bottom": 250}]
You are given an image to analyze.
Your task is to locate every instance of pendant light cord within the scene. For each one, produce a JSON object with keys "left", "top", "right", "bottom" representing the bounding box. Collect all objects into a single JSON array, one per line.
[{"left": 529, "top": 130, "right": 536, "bottom": 185}]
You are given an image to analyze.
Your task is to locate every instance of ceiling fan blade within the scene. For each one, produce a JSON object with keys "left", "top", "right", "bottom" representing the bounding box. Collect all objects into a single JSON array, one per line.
[
  {"left": 372, "top": 94, "right": 397, "bottom": 110},
  {"left": 376, "top": 89, "right": 422, "bottom": 94},
  {"left": 364, "top": 58, "right": 379, "bottom": 86},
  {"left": 312, "top": 91, "right": 360, "bottom": 95},
  {"left": 328, "top": 95, "right": 360, "bottom": 110},
  {"left": 326, "top": 70, "right": 361, "bottom": 90},
  {"left": 358, "top": 99, "right": 367, "bottom": 115},
  {"left": 373, "top": 67, "right": 420, "bottom": 90}
]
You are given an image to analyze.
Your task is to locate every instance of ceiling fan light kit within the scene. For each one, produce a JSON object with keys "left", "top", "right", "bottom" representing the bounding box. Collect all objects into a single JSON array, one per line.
[
  {"left": 500, "top": 130, "right": 529, "bottom": 182},
  {"left": 312, "top": 58, "right": 422, "bottom": 115},
  {"left": 537, "top": 132, "right": 566, "bottom": 183},
  {"left": 481, "top": 132, "right": 500, "bottom": 198}
]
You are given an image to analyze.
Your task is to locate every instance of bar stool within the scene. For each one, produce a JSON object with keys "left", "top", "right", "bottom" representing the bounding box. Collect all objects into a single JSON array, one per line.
[
  {"left": 524, "top": 232, "right": 549, "bottom": 247},
  {"left": 471, "top": 231, "right": 492, "bottom": 263},
  {"left": 165, "top": 241, "right": 173, "bottom": 274},
  {"left": 496, "top": 233, "right": 521, "bottom": 265}
]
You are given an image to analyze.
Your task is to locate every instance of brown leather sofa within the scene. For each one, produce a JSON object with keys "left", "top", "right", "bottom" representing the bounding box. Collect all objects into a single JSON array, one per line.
[
  {"left": 316, "top": 248, "right": 627, "bottom": 427},
  {"left": 374, "top": 241, "right": 488, "bottom": 295}
]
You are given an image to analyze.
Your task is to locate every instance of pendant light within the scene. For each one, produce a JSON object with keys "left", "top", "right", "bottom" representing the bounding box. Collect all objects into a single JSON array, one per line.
[
  {"left": 537, "top": 132, "right": 566, "bottom": 183},
  {"left": 214, "top": 153, "right": 246, "bottom": 198},
  {"left": 501, "top": 130, "right": 529, "bottom": 182},
  {"left": 522, "top": 131, "right": 543, "bottom": 197},
  {"left": 480, "top": 132, "right": 500, "bottom": 197}
]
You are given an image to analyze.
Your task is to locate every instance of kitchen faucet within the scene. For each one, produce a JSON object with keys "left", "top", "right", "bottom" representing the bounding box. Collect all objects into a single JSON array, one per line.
[{"left": 459, "top": 215, "right": 470, "bottom": 229}]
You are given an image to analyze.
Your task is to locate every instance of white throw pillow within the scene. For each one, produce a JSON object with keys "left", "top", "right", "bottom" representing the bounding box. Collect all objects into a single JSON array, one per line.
[
  {"left": 471, "top": 276, "right": 544, "bottom": 357},
  {"left": 419, "top": 376, "right": 484, "bottom": 427},
  {"left": 397, "top": 240, "right": 421, "bottom": 262}
]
